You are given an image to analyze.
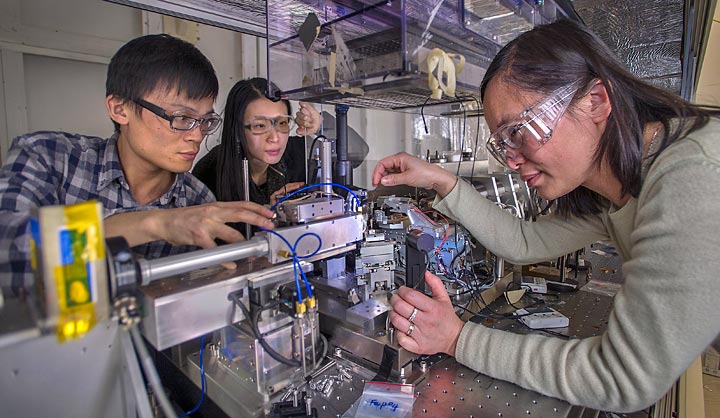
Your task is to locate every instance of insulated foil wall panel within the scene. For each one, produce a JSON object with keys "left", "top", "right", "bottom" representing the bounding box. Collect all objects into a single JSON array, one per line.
[{"left": 573, "top": 0, "right": 684, "bottom": 94}]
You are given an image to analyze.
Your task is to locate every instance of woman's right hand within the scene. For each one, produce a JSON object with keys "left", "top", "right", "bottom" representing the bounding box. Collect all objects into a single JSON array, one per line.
[
  {"left": 372, "top": 152, "right": 458, "bottom": 198},
  {"left": 389, "top": 271, "right": 465, "bottom": 356},
  {"left": 270, "top": 182, "right": 305, "bottom": 206}
]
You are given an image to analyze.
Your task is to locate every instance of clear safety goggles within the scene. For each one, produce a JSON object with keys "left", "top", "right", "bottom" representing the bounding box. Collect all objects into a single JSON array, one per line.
[
  {"left": 486, "top": 81, "right": 583, "bottom": 168},
  {"left": 244, "top": 115, "right": 295, "bottom": 135}
]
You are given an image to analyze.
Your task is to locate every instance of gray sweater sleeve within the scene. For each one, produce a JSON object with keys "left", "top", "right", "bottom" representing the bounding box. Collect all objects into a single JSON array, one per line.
[
  {"left": 434, "top": 179, "right": 609, "bottom": 264},
  {"left": 433, "top": 141, "right": 720, "bottom": 411}
]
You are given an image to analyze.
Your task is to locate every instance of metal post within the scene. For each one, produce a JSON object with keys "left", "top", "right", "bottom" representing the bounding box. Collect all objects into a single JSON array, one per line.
[
  {"left": 242, "top": 158, "right": 252, "bottom": 239},
  {"left": 494, "top": 255, "right": 505, "bottom": 282},
  {"left": 320, "top": 138, "right": 333, "bottom": 195},
  {"left": 333, "top": 105, "right": 353, "bottom": 186}
]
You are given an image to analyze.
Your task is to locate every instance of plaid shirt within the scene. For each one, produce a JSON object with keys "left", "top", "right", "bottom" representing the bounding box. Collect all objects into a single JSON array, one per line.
[{"left": 0, "top": 131, "right": 214, "bottom": 291}]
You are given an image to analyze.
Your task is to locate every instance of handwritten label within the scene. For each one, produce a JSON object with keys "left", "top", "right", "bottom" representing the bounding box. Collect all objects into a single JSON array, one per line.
[{"left": 367, "top": 399, "right": 399, "bottom": 412}]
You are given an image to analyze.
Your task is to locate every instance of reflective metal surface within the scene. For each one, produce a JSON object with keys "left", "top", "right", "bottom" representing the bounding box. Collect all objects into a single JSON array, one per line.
[
  {"left": 265, "top": 214, "right": 365, "bottom": 264},
  {"left": 138, "top": 236, "right": 269, "bottom": 284},
  {"left": 140, "top": 258, "right": 309, "bottom": 350}
]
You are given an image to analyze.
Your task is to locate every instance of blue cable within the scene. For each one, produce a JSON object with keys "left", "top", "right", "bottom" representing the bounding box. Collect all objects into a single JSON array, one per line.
[
  {"left": 178, "top": 335, "right": 205, "bottom": 418},
  {"left": 260, "top": 228, "right": 322, "bottom": 301},
  {"left": 291, "top": 259, "right": 303, "bottom": 303},
  {"left": 293, "top": 232, "right": 322, "bottom": 299},
  {"left": 260, "top": 228, "right": 304, "bottom": 303},
  {"left": 269, "top": 182, "right": 362, "bottom": 211}
]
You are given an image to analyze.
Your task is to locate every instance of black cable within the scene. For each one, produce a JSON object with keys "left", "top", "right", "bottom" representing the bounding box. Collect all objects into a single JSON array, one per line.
[
  {"left": 455, "top": 100, "right": 467, "bottom": 178},
  {"left": 515, "top": 319, "right": 571, "bottom": 340},
  {"left": 457, "top": 95, "right": 482, "bottom": 181},
  {"left": 307, "top": 134, "right": 327, "bottom": 184},
  {"left": 308, "top": 134, "right": 326, "bottom": 160},
  {"left": 450, "top": 240, "right": 468, "bottom": 271},
  {"left": 229, "top": 293, "right": 301, "bottom": 367},
  {"left": 452, "top": 302, "right": 536, "bottom": 320},
  {"left": 420, "top": 96, "right": 432, "bottom": 134}
]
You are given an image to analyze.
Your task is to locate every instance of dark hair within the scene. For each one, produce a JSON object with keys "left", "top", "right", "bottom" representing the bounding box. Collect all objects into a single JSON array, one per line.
[
  {"left": 215, "top": 78, "right": 292, "bottom": 202},
  {"left": 106, "top": 34, "right": 219, "bottom": 132},
  {"left": 481, "top": 19, "right": 720, "bottom": 217}
]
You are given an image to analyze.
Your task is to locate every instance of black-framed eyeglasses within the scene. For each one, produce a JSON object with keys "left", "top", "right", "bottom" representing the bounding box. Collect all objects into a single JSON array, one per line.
[
  {"left": 134, "top": 99, "right": 222, "bottom": 135},
  {"left": 243, "top": 115, "right": 295, "bottom": 135}
]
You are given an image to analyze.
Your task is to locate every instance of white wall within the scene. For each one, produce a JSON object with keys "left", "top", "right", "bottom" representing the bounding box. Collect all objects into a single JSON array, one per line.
[
  {"left": 24, "top": 54, "right": 110, "bottom": 137},
  {"left": 0, "top": 0, "right": 136, "bottom": 159}
]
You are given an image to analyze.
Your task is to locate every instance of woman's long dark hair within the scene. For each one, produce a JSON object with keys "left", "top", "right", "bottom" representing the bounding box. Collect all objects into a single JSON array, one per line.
[
  {"left": 215, "top": 78, "right": 291, "bottom": 202},
  {"left": 481, "top": 19, "right": 720, "bottom": 217}
]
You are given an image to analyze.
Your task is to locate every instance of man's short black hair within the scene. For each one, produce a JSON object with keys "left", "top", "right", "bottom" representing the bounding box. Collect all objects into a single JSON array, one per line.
[{"left": 106, "top": 34, "right": 219, "bottom": 132}]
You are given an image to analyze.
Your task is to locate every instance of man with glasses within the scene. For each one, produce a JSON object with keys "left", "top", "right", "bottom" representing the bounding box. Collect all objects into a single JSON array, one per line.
[{"left": 0, "top": 34, "right": 275, "bottom": 292}]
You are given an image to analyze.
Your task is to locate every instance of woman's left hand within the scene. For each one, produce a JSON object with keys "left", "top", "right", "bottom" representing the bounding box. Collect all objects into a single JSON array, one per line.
[
  {"left": 389, "top": 271, "right": 465, "bottom": 356},
  {"left": 295, "top": 102, "right": 321, "bottom": 135}
]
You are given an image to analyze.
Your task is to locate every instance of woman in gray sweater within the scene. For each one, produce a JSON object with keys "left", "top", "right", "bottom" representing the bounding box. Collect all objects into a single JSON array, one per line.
[{"left": 373, "top": 19, "right": 720, "bottom": 412}]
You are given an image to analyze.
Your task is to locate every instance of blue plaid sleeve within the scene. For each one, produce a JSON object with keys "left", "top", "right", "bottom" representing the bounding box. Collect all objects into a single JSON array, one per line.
[{"left": 0, "top": 134, "right": 67, "bottom": 290}]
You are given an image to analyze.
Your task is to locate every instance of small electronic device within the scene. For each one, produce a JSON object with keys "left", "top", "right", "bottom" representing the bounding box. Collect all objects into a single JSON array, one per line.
[
  {"left": 516, "top": 307, "right": 569, "bottom": 329},
  {"left": 520, "top": 276, "right": 548, "bottom": 294}
]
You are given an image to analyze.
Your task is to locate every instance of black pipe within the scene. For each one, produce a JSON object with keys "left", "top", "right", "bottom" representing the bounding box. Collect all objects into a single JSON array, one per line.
[{"left": 333, "top": 104, "right": 353, "bottom": 186}]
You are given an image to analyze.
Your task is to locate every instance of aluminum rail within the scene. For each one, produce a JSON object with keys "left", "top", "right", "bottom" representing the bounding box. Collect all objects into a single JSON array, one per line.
[{"left": 137, "top": 236, "right": 270, "bottom": 285}]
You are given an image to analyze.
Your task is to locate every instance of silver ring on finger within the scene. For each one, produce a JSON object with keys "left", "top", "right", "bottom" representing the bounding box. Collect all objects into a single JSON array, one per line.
[
  {"left": 408, "top": 307, "right": 418, "bottom": 324},
  {"left": 406, "top": 323, "right": 415, "bottom": 337}
]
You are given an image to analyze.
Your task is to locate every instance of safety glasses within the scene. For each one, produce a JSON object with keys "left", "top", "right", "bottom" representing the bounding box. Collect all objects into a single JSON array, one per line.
[
  {"left": 243, "top": 115, "right": 295, "bottom": 135},
  {"left": 486, "top": 81, "right": 583, "bottom": 168}
]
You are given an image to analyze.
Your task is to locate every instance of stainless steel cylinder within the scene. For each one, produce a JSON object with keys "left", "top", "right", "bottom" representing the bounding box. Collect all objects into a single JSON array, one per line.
[
  {"left": 138, "top": 236, "right": 270, "bottom": 285},
  {"left": 494, "top": 255, "right": 505, "bottom": 281},
  {"left": 320, "top": 138, "right": 333, "bottom": 195}
]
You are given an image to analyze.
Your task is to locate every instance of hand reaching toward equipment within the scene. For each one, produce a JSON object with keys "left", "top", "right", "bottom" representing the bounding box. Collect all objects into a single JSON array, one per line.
[
  {"left": 295, "top": 102, "right": 321, "bottom": 135},
  {"left": 105, "top": 200, "right": 275, "bottom": 252},
  {"left": 372, "top": 152, "right": 458, "bottom": 198},
  {"left": 389, "top": 271, "right": 465, "bottom": 356},
  {"left": 270, "top": 181, "right": 305, "bottom": 206}
]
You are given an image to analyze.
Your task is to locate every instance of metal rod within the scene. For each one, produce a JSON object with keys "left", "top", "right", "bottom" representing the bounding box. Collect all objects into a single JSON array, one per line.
[
  {"left": 507, "top": 174, "right": 524, "bottom": 219},
  {"left": 333, "top": 105, "right": 353, "bottom": 185},
  {"left": 310, "top": 313, "right": 317, "bottom": 371},
  {"left": 242, "top": 158, "right": 252, "bottom": 239},
  {"left": 130, "top": 325, "right": 175, "bottom": 418},
  {"left": 138, "top": 236, "right": 270, "bottom": 284},
  {"left": 299, "top": 318, "right": 307, "bottom": 376},
  {"left": 121, "top": 328, "right": 154, "bottom": 418},
  {"left": 494, "top": 255, "right": 505, "bottom": 282},
  {"left": 320, "top": 138, "right": 333, "bottom": 195}
]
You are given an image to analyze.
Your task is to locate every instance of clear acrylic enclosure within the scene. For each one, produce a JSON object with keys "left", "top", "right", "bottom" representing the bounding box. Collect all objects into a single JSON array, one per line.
[{"left": 266, "top": 0, "right": 566, "bottom": 112}]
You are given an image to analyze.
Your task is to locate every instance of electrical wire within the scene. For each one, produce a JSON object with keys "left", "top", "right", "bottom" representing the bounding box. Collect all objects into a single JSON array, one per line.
[
  {"left": 260, "top": 228, "right": 322, "bottom": 301},
  {"left": 420, "top": 96, "right": 432, "bottom": 134},
  {"left": 229, "top": 294, "right": 329, "bottom": 369},
  {"left": 129, "top": 325, "right": 176, "bottom": 418},
  {"left": 455, "top": 99, "right": 467, "bottom": 178},
  {"left": 308, "top": 134, "right": 326, "bottom": 160},
  {"left": 516, "top": 319, "right": 571, "bottom": 340},
  {"left": 306, "top": 134, "right": 327, "bottom": 184},
  {"left": 457, "top": 95, "right": 482, "bottom": 181},
  {"left": 270, "top": 182, "right": 361, "bottom": 211},
  {"left": 178, "top": 335, "right": 206, "bottom": 418},
  {"left": 230, "top": 293, "right": 301, "bottom": 367}
]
